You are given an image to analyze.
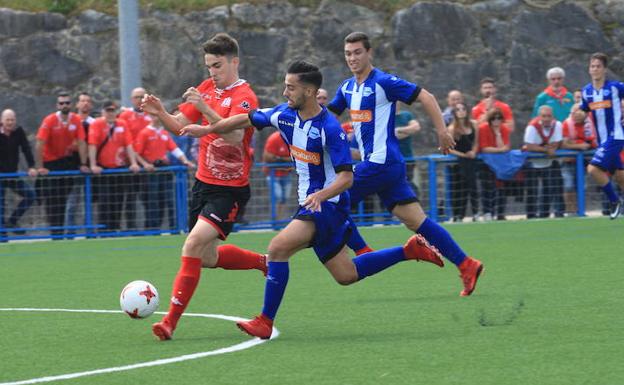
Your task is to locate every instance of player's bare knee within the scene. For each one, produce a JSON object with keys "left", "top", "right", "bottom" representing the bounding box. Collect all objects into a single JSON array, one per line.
[
  {"left": 267, "top": 241, "right": 290, "bottom": 261},
  {"left": 335, "top": 273, "right": 358, "bottom": 286},
  {"left": 183, "top": 233, "right": 206, "bottom": 256}
]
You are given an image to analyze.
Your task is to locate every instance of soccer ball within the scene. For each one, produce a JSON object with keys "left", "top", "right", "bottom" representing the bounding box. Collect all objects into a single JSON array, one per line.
[{"left": 120, "top": 280, "right": 160, "bottom": 319}]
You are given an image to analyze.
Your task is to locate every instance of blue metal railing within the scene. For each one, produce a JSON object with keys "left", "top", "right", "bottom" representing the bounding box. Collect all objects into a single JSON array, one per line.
[
  {"left": 0, "top": 150, "right": 598, "bottom": 241},
  {"left": 0, "top": 166, "right": 189, "bottom": 241}
]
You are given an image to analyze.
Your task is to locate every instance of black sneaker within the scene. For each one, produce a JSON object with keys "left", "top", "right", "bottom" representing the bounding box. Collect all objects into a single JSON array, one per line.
[{"left": 609, "top": 198, "right": 623, "bottom": 220}]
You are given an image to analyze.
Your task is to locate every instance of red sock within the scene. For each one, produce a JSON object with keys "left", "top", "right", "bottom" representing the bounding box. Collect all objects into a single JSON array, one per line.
[
  {"left": 355, "top": 246, "right": 374, "bottom": 256},
  {"left": 215, "top": 244, "right": 266, "bottom": 273},
  {"left": 165, "top": 256, "right": 202, "bottom": 329}
]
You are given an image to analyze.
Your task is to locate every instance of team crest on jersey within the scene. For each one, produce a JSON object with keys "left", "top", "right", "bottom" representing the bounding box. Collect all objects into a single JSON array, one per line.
[
  {"left": 69, "top": 124, "right": 77, "bottom": 131},
  {"left": 363, "top": 87, "right": 374, "bottom": 97},
  {"left": 221, "top": 97, "right": 232, "bottom": 107},
  {"left": 340, "top": 132, "right": 346, "bottom": 141},
  {"left": 308, "top": 127, "right": 320, "bottom": 139},
  {"left": 604, "top": 90, "right": 611, "bottom": 97},
  {"left": 240, "top": 101, "right": 251, "bottom": 110}
]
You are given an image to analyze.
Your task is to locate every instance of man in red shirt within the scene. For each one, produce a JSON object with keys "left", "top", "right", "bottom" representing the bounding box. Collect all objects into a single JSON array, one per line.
[
  {"left": 134, "top": 114, "right": 194, "bottom": 229},
  {"left": 119, "top": 87, "right": 151, "bottom": 230},
  {"left": 472, "top": 77, "right": 515, "bottom": 132},
  {"left": 88, "top": 101, "right": 140, "bottom": 233},
  {"left": 142, "top": 33, "right": 266, "bottom": 340},
  {"left": 262, "top": 130, "right": 293, "bottom": 220},
  {"left": 35, "top": 92, "right": 89, "bottom": 237}
]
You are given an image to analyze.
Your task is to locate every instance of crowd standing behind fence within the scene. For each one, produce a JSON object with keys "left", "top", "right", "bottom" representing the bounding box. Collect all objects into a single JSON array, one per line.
[{"left": 2, "top": 52, "right": 624, "bottom": 241}]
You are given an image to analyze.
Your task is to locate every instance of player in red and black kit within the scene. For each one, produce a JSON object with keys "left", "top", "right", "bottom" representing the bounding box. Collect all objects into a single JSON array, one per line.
[{"left": 142, "top": 33, "right": 266, "bottom": 340}]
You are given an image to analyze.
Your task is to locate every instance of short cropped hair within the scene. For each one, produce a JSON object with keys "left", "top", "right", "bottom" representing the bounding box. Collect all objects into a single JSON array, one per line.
[
  {"left": 546, "top": 67, "right": 565, "bottom": 79},
  {"left": 202, "top": 33, "right": 239, "bottom": 57},
  {"left": 287, "top": 60, "right": 323, "bottom": 89},
  {"left": 57, "top": 91, "right": 70, "bottom": 99},
  {"left": 590, "top": 52, "right": 608, "bottom": 67},
  {"left": 480, "top": 77, "right": 496, "bottom": 86},
  {"left": 344, "top": 31, "right": 371, "bottom": 50}
]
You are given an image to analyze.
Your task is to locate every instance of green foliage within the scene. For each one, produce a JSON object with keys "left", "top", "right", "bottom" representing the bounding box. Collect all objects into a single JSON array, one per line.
[
  {"left": 1, "top": 218, "right": 623, "bottom": 384},
  {"left": 46, "top": 0, "right": 78, "bottom": 14}
]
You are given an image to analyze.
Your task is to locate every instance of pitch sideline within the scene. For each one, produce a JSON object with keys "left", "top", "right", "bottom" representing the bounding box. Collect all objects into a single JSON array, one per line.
[{"left": 0, "top": 308, "right": 279, "bottom": 385}]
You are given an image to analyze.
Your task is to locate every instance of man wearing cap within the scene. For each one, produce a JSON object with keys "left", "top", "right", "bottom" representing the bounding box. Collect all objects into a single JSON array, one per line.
[{"left": 88, "top": 101, "right": 140, "bottom": 233}]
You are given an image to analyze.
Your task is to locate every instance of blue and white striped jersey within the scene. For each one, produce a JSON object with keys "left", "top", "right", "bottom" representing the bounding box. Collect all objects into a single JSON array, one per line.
[
  {"left": 249, "top": 104, "right": 353, "bottom": 208},
  {"left": 580, "top": 80, "right": 624, "bottom": 143},
  {"left": 328, "top": 68, "right": 421, "bottom": 165}
]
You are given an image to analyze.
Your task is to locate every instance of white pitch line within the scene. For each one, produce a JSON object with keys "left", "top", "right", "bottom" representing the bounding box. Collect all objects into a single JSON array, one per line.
[{"left": 0, "top": 308, "right": 279, "bottom": 385}]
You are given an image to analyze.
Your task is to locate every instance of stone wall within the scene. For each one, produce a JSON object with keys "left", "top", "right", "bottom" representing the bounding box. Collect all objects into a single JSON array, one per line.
[{"left": 1, "top": 0, "right": 623, "bottom": 151}]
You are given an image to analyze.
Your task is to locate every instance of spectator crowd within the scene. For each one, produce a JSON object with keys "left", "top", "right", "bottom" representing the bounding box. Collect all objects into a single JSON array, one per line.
[{"left": 0, "top": 63, "right": 621, "bottom": 239}]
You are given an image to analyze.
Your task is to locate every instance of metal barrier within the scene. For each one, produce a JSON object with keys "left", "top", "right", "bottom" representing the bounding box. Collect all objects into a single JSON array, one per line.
[{"left": 0, "top": 150, "right": 613, "bottom": 241}]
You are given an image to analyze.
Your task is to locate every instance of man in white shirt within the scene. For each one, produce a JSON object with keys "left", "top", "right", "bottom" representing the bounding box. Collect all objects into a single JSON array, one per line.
[{"left": 523, "top": 105, "right": 564, "bottom": 219}]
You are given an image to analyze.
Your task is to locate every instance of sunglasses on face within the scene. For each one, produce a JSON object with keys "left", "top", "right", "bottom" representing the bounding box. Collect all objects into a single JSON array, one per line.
[
  {"left": 58, "top": 101, "right": 71, "bottom": 105},
  {"left": 104, "top": 108, "right": 117, "bottom": 112},
  {"left": 491, "top": 116, "right": 503, "bottom": 121}
]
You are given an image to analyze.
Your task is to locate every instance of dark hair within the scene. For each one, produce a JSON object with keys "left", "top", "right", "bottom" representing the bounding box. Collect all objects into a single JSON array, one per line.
[
  {"left": 486, "top": 107, "right": 504, "bottom": 123},
  {"left": 590, "top": 52, "right": 608, "bottom": 67},
  {"left": 480, "top": 77, "right": 496, "bottom": 86},
  {"left": 57, "top": 91, "right": 70, "bottom": 99},
  {"left": 77, "top": 91, "right": 90, "bottom": 97},
  {"left": 102, "top": 100, "right": 118, "bottom": 109},
  {"left": 450, "top": 103, "right": 474, "bottom": 132},
  {"left": 287, "top": 60, "right": 323, "bottom": 89},
  {"left": 202, "top": 33, "right": 239, "bottom": 57},
  {"left": 344, "top": 31, "right": 371, "bottom": 50}
]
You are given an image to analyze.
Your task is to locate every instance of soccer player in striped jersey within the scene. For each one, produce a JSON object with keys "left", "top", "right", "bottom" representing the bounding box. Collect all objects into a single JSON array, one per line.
[
  {"left": 328, "top": 32, "right": 483, "bottom": 296},
  {"left": 181, "top": 61, "right": 444, "bottom": 339},
  {"left": 579, "top": 52, "right": 624, "bottom": 219}
]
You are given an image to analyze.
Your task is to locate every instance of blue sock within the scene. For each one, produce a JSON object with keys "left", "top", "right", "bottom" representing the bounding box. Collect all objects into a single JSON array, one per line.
[
  {"left": 417, "top": 218, "right": 466, "bottom": 266},
  {"left": 261, "top": 261, "right": 289, "bottom": 320},
  {"left": 353, "top": 247, "right": 405, "bottom": 280},
  {"left": 602, "top": 182, "right": 619, "bottom": 203},
  {"left": 346, "top": 225, "right": 368, "bottom": 252}
]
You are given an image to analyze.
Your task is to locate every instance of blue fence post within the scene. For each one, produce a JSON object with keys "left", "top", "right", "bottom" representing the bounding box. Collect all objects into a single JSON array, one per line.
[
  {"left": 174, "top": 168, "right": 188, "bottom": 233},
  {"left": 84, "top": 173, "right": 95, "bottom": 238},
  {"left": 268, "top": 167, "right": 277, "bottom": 229},
  {"left": 0, "top": 180, "right": 5, "bottom": 242},
  {"left": 576, "top": 151, "right": 586, "bottom": 216},
  {"left": 428, "top": 157, "right": 438, "bottom": 222},
  {"left": 443, "top": 164, "right": 452, "bottom": 221},
  {"left": 181, "top": 168, "right": 189, "bottom": 233}
]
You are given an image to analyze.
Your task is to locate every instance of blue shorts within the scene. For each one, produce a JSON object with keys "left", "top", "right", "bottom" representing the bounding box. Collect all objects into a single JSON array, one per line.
[
  {"left": 350, "top": 161, "right": 418, "bottom": 211},
  {"left": 590, "top": 140, "right": 624, "bottom": 173},
  {"left": 293, "top": 202, "right": 354, "bottom": 263},
  {"left": 267, "top": 174, "right": 292, "bottom": 204}
]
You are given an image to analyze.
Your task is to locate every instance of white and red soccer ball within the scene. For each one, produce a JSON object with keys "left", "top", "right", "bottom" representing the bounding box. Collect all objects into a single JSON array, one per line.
[{"left": 120, "top": 280, "right": 160, "bottom": 319}]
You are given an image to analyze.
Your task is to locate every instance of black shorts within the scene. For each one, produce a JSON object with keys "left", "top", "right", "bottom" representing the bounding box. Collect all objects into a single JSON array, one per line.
[{"left": 188, "top": 179, "right": 251, "bottom": 240}]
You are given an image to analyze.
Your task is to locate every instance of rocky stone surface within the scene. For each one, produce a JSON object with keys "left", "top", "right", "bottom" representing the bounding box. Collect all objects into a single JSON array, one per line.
[{"left": 0, "top": 0, "right": 622, "bottom": 149}]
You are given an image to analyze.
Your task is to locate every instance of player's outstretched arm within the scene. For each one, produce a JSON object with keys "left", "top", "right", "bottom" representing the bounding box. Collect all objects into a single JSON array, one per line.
[
  {"left": 180, "top": 113, "right": 252, "bottom": 138},
  {"left": 303, "top": 170, "right": 353, "bottom": 212},
  {"left": 417, "top": 89, "right": 455, "bottom": 154},
  {"left": 141, "top": 95, "right": 190, "bottom": 136}
]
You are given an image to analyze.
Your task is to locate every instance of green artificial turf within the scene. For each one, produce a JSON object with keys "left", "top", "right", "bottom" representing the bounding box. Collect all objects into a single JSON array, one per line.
[{"left": 1, "top": 217, "right": 622, "bottom": 385}]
